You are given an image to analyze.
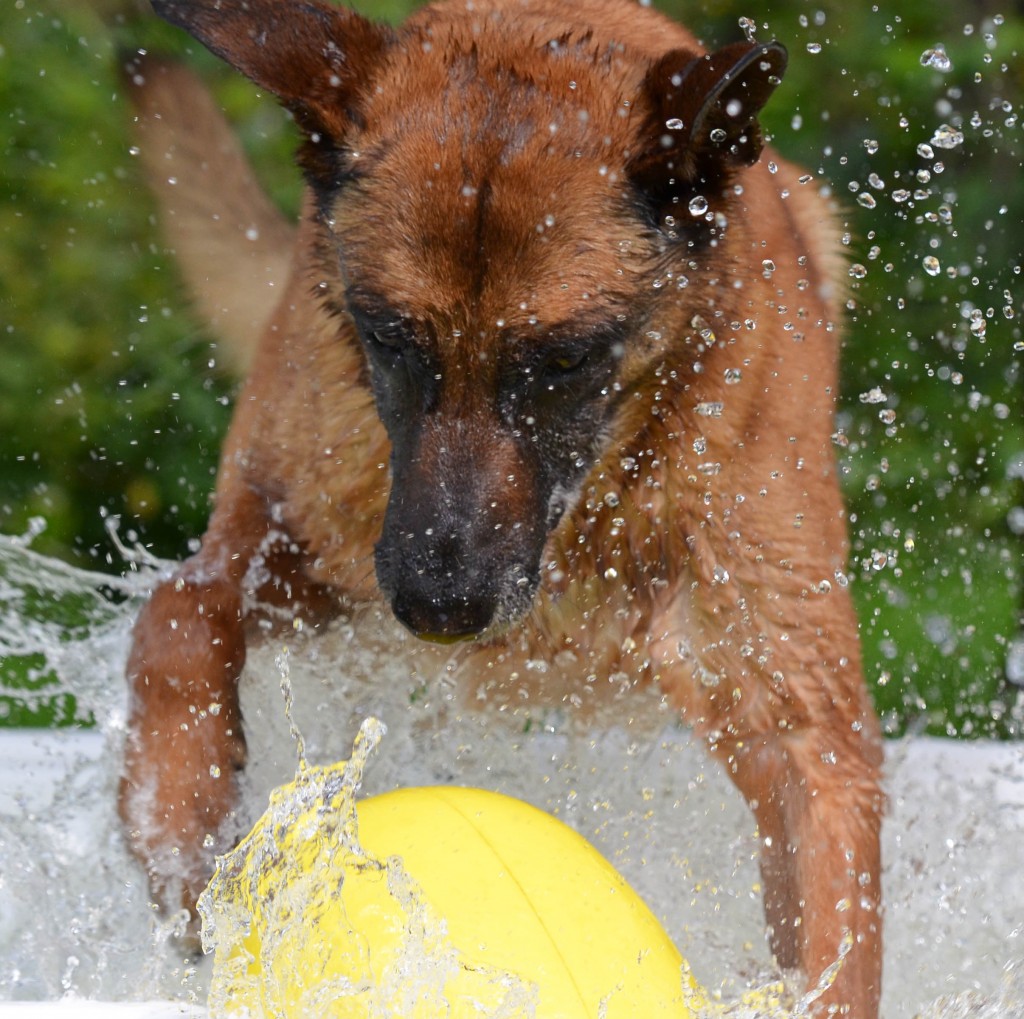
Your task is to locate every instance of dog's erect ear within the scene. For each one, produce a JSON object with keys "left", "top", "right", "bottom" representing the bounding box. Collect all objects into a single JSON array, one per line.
[
  {"left": 151, "top": 0, "right": 392, "bottom": 147},
  {"left": 629, "top": 40, "right": 787, "bottom": 218}
]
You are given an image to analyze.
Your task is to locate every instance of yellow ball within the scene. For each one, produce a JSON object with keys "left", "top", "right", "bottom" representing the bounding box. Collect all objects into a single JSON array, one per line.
[
  {"left": 352, "top": 786, "right": 693, "bottom": 1017},
  {"left": 201, "top": 772, "right": 702, "bottom": 1018}
]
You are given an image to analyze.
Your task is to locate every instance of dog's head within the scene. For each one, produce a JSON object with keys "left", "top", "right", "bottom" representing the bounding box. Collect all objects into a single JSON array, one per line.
[{"left": 152, "top": 0, "right": 786, "bottom": 641}]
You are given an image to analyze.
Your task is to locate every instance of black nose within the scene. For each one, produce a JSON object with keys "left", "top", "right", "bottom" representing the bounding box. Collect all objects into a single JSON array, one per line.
[{"left": 390, "top": 588, "right": 494, "bottom": 643}]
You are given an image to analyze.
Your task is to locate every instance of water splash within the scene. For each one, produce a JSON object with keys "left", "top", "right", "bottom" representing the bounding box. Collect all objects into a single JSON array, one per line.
[
  {"left": 197, "top": 717, "right": 810, "bottom": 1019},
  {"left": 275, "top": 645, "right": 308, "bottom": 771},
  {"left": 1, "top": 541, "right": 1022, "bottom": 1016},
  {"left": 199, "top": 719, "right": 539, "bottom": 1019},
  {"left": 0, "top": 530, "right": 149, "bottom": 725},
  {"left": 914, "top": 962, "right": 1024, "bottom": 1018}
]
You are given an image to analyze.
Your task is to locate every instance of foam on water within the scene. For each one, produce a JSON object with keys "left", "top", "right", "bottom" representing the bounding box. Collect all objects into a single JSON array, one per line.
[{"left": 1, "top": 533, "right": 1022, "bottom": 1016}]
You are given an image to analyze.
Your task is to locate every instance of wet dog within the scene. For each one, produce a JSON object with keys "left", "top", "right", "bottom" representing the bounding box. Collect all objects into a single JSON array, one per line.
[{"left": 119, "top": 0, "right": 883, "bottom": 1012}]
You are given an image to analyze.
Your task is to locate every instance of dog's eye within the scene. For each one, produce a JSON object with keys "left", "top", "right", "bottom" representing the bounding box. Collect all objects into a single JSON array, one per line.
[
  {"left": 544, "top": 350, "right": 588, "bottom": 375},
  {"left": 371, "top": 330, "right": 402, "bottom": 351},
  {"left": 362, "top": 326, "right": 408, "bottom": 368}
]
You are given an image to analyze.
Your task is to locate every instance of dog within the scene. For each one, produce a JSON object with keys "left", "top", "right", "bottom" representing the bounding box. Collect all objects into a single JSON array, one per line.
[{"left": 118, "top": 0, "right": 884, "bottom": 1012}]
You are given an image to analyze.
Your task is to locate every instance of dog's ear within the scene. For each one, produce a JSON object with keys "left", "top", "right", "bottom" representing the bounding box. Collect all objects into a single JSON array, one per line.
[
  {"left": 629, "top": 40, "right": 787, "bottom": 221},
  {"left": 151, "top": 0, "right": 392, "bottom": 175}
]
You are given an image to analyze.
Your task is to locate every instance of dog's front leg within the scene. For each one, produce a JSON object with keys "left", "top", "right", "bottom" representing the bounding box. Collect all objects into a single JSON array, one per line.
[
  {"left": 117, "top": 484, "right": 282, "bottom": 924},
  {"left": 119, "top": 562, "right": 248, "bottom": 924},
  {"left": 653, "top": 609, "right": 883, "bottom": 1015},
  {"left": 716, "top": 728, "right": 883, "bottom": 1017}
]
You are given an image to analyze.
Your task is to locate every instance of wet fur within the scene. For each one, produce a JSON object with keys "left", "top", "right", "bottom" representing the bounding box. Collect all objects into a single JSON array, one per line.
[{"left": 119, "top": 1, "right": 883, "bottom": 1013}]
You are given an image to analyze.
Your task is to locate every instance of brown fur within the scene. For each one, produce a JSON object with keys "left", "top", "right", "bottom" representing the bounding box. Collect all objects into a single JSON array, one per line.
[{"left": 119, "top": 0, "right": 883, "bottom": 1013}]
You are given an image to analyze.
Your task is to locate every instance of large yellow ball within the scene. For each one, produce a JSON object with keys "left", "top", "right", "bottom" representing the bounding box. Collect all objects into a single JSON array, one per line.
[
  {"left": 352, "top": 786, "right": 694, "bottom": 1017},
  {"left": 201, "top": 774, "right": 703, "bottom": 1018}
]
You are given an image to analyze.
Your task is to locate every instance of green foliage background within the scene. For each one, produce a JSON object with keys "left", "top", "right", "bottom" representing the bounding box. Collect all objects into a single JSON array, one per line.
[{"left": 1, "top": 0, "right": 1022, "bottom": 735}]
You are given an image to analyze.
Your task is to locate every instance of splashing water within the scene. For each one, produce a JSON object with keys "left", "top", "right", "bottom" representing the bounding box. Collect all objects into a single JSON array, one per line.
[
  {"left": 0, "top": 534, "right": 1023, "bottom": 1016},
  {"left": 197, "top": 713, "right": 804, "bottom": 1019},
  {"left": 198, "top": 719, "right": 543, "bottom": 1019}
]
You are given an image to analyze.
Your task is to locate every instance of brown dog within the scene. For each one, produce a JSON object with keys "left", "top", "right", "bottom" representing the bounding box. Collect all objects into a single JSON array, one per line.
[{"left": 118, "top": 0, "right": 883, "bottom": 1012}]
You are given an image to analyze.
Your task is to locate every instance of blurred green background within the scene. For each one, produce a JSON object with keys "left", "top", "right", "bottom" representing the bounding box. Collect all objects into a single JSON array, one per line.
[{"left": 1, "top": 0, "right": 1022, "bottom": 735}]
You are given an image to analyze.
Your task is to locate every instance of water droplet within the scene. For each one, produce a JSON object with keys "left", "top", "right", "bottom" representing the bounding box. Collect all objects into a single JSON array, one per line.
[
  {"left": 931, "top": 123, "right": 964, "bottom": 149},
  {"left": 923, "top": 255, "right": 942, "bottom": 276},
  {"left": 691, "top": 315, "right": 716, "bottom": 345},
  {"left": 724, "top": 368, "right": 742, "bottom": 385},
  {"left": 806, "top": 42, "right": 822, "bottom": 54},
  {"left": 688, "top": 195, "right": 709, "bottom": 217},
  {"left": 849, "top": 263, "right": 868, "bottom": 280},
  {"left": 857, "top": 192, "right": 877, "bottom": 209},
  {"left": 859, "top": 387, "right": 887, "bottom": 405},
  {"left": 916, "top": 142, "right": 935, "bottom": 159},
  {"left": 920, "top": 45, "right": 952, "bottom": 72},
  {"left": 665, "top": 117, "right": 684, "bottom": 131}
]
